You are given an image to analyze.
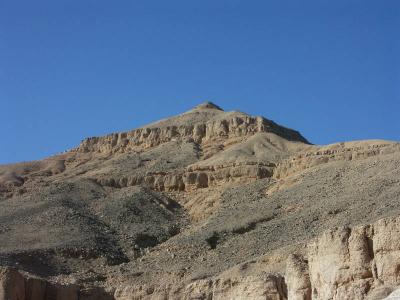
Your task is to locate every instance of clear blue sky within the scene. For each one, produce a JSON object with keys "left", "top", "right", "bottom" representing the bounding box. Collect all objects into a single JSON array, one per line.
[{"left": 1, "top": 1, "right": 399, "bottom": 164}]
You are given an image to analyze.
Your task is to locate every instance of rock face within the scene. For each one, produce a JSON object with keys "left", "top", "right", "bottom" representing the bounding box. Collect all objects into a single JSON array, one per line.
[
  {"left": 384, "top": 289, "right": 400, "bottom": 299},
  {"left": 95, "top": 162, "right": 274, "bottom": 191},
  {"left": 0, "top": 266, "right": 113, "bottom": 300},
  {"left": 285, "top": 254, "right": 311, "bottom": 300},
  {"left": 303, "top": 216, "right": 400, "bottom": 300},
  {"left": 76, "top": 105, "right": 308, "bottom": 155},
  {"left": 1, "top": 102, "right": 400, "bottom": 300},
  {"left": 112, "top": 216, "right": 400, "bottom": 300},
  {"left": 273, "top": 141, "right": 399, "bottom": 180},
  {"left": 114, "top": 274, "right": 287, "bottom": 300}
]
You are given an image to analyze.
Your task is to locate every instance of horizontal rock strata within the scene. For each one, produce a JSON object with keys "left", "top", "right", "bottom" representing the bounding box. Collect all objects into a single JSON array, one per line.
[
  {"left": 274, "top": 142, "right": 399, "bottom": 180},
  {"left": 94, "top": 162, "right": 274, "bottom": 191},
  {"left": 76, "top": 115, "right": 308, "bottom": 154}
]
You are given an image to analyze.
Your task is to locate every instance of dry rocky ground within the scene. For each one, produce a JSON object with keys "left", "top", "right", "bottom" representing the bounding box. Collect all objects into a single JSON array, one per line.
[{"left": 1, "top": 102, "right": 400, "bottom": 299}]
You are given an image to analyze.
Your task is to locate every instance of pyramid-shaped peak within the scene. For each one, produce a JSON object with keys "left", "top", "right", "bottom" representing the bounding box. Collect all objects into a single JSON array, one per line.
[{"left": 193, "top": 101, "right": 224, "bottom": 111}]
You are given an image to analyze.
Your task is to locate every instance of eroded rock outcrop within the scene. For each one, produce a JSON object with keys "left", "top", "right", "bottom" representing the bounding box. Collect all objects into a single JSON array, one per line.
[
  {"left": 4, "top": 217, "right": 400, "bottom": 300},
  {"left": 111, "top": 214, "right": 400, "bottom": 299},
  {"left": 307, "top": 226, "right": 374, "bottom": 300},
  {"left": 114, "top": 274, "right": 287, "bottom": 300},
  {"left": 95, "top": 162, "right": 274, "bottom": 191},
  {"left": 265, "top": 141, "right": 400, "bottom": 197},
  {"left": 274, "top": 141, "right": 398, "bottom": 180},
  {"left": 285, "top": 254, "right": 311, "bottom": 300},
  {"left": 303, "top": 216, "right": 400, "bottom": 299},
  {"left": 0, "top": 267, "right": 112, "bottom": 300},
  {"left": 76, "top": 111, "right": 308, "bottom": 155}
]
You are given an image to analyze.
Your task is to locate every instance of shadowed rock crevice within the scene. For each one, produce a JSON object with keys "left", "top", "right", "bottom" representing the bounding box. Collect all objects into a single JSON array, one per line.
[
  {"left": 231, "top": 215, "right": 275, "bottom": 235},
  {"left": 134, "top": 234, "right": 159, "bottom": 249},
  {"left": 205, "top": 232, "right": 220, "bottom": 250}
]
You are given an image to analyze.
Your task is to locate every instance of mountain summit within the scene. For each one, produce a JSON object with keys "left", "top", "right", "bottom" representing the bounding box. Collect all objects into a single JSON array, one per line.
[
  {"left": 192, "top": 101, "right": 224, "bottom": 111},
  {"left": 0, "top": 103, "right": 400, "bottom": 299}
]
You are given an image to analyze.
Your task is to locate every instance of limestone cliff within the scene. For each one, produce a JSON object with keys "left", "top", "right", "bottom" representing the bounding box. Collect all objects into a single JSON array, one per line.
[{"left": 76, "top": 103, "right": 308, "bottom": 155}]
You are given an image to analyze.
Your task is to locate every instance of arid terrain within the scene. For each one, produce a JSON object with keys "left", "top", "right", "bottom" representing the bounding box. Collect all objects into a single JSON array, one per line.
[{"left": 1, "top": 102, "right": 400, "bottom": 299}]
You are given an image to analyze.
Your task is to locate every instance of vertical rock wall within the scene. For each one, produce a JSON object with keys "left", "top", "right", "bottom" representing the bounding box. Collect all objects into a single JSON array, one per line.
[{"left": 0, "top": 267, "right": 112, "bottom": 300}]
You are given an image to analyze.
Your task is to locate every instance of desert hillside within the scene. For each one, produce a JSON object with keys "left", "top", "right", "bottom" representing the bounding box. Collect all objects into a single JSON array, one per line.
[{"left": 1, "top": 102, "right": 400, "bottom": 300}]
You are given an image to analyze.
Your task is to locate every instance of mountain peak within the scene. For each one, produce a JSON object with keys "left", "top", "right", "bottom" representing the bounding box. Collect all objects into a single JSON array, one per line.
[{"left": 192, "top": 101, "right": 223, "bottom": 111}]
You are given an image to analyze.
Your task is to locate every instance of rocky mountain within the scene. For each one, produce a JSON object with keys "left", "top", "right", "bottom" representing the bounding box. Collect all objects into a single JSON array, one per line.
[{"left": 1, "top": 102, "right": 400, "bottom": 300}]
